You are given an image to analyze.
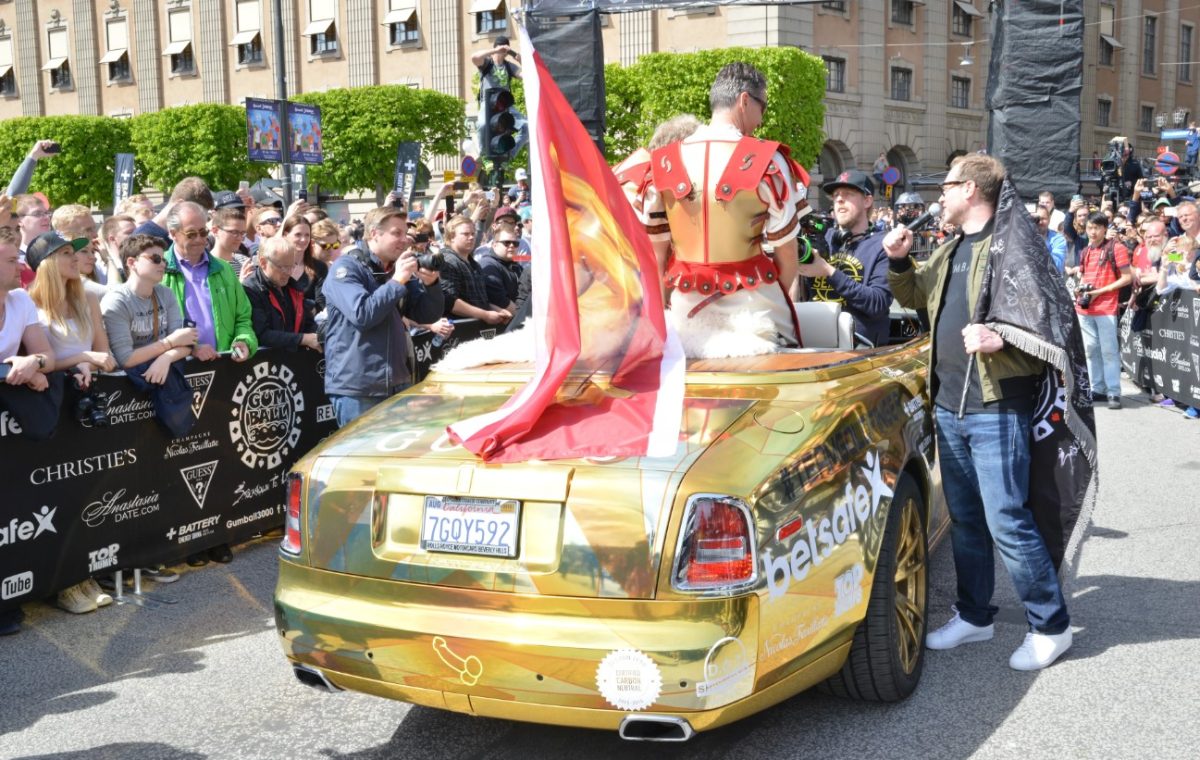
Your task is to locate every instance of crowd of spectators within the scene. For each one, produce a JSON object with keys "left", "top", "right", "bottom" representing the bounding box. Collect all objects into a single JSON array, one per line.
[{"left": 0, "top": 138, "right": 538, "bottom": 636}]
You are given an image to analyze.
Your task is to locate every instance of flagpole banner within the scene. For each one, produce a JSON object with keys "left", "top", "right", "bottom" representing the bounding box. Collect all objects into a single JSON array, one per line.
[
  {"left": 246, "top": 98, "right": 284, "bottom": 163},
  {"left": 446, "top": 25, "right": 684, "bottom": 463},
  {"left": 394, "top": 142, "right": 423, "bottom": 206},
  {"left": 974, "top": 178, "right": 1099, "bottom": 584},
  {"left": 286, "top": 102, "right": 325, "bottom": 165},
  {"left": 1120, "top": 293, "right": 1200, "bottom": 408},
  {"left": 112, "top": 153, "right": 136, "bottom": 210}
]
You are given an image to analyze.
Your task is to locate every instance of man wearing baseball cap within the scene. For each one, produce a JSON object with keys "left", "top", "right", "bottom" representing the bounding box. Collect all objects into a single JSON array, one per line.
[
  {"left": 474, "top": 206, "right": 530, "bottom": 260},
  {"left": 797, "top": 169, "right": 893, "bottom": 347}
]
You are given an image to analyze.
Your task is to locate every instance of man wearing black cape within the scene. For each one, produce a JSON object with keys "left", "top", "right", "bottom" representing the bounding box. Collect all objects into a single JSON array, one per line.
[{"left": 884, "top": 153, "right": 1098, "bottom": 671}]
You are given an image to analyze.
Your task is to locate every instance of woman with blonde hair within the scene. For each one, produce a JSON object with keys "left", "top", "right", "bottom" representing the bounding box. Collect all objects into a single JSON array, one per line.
[{"left": 24, "top": 230, "right": 118, "bottom": 614}]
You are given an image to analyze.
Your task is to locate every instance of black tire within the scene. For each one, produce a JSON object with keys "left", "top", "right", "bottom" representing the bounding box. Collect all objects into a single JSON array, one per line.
[{"left": 822, "top": 471, "right": 928, "bottom": 702}]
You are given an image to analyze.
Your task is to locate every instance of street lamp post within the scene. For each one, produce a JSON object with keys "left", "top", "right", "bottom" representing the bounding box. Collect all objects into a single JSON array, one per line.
[{"left": 273, "top": 0, "right": 292, "bottom": 206}]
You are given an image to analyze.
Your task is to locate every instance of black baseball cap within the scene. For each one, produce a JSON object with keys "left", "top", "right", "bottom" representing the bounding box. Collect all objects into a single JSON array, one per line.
[
  {"left": 822, "top": 169, "right": 875, "bottom": 198},
  {"left": 212, "top": 190, "right": 245, "bottom": 209},
  {"left": 25, "top": 231, "right": 88, "bottom": 272}
]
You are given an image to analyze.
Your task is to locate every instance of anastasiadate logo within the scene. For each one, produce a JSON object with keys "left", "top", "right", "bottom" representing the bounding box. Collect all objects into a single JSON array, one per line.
[
  {"left": 186, "top": 370, "right": 215, "bottom": 419},
  {"left": 180, "top": 461, "right": 218, "bottom": 510},
  {"left": 229, "top": 362, "right": 304, "bottom": 469}
]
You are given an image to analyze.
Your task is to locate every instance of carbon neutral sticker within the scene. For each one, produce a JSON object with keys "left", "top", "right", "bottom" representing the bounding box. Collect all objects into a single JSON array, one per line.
[{"left": 595, "top": 649, "right": 662, "bottom": 711}]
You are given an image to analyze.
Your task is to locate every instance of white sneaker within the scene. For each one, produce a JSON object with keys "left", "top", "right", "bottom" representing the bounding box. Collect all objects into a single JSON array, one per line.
[
  {"left": 56, "top": 582, "right": 98, "bottom": 614},
  {"left": 83, "top": 578, "right": 114, "bottom": 607},
  {"left": 1009, "top": 629, "right": 1073, "bottom": 671},
  {"left": 926, "top": 611, "right": 994, "bottom": 650}
]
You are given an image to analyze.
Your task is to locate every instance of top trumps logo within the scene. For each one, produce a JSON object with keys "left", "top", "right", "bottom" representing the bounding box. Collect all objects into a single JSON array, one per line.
[{"left": 229, "top": 362, "right": 304, "bottom": 469}]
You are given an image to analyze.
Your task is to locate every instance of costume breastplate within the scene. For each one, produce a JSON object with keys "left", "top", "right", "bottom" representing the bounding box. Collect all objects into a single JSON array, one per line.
[{"left": 651, "top": 138, "right": 775, "bottom": 265}]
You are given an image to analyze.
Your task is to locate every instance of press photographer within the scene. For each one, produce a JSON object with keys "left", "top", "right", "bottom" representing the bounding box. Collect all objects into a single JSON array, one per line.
[{"left": 321, "top": 205, "right": 444, "bottom": 427}]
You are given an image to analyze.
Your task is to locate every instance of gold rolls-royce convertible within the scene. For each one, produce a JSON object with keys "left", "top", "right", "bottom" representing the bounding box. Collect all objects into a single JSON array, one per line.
[{"left": 275, "top": 326, "right": 946, "bottom": 741}]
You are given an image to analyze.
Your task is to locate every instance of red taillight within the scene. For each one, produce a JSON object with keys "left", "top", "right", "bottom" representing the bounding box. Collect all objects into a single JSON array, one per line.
[
  {"left": 675, "top": 496, "right": 755, "bottom": 590},
  {"left": 281, "top": 473, "right": 303, "bottom": 555}
]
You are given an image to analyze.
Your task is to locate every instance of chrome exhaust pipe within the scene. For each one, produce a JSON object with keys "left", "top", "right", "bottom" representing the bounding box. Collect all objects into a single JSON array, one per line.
[
  {"left": 618, "top": 715, "right": 695, "bottom": 742},
  {"left": 292, "top": 663, "right": 342, "bottom": 692}
]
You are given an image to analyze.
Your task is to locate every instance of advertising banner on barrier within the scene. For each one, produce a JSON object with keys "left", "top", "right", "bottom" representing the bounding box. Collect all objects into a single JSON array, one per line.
[
  {"left": 0, "top": 322, "right": 497, "bottom": 612},
  {"left": 1120, "top": 290, "right": 1200, "bottom": 408}
]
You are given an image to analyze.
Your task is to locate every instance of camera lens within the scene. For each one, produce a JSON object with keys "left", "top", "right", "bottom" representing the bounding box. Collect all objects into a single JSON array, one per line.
[{"left": 417, "top": 251, "right": 444, "bottom": 270}]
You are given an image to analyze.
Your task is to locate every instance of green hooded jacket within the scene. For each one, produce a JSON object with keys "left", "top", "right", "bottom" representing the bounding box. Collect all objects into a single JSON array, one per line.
[
  {"left": 162, "top": 245, "right": 259, "bottom": 356},
  {"left": 888, "top": 230, "right": 1043, "bottom": 405}
]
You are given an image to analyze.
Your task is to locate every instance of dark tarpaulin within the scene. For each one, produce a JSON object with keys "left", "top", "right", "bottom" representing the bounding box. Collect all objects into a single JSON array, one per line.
[
  {"left": 986, "top": 0, "right": 1084, "bottom": 204},
  {"left": 973, "top": 178, "right": 1099, "bottom": 584},
  {"left": 525, "top": 11, "right": 606, "bottom": 153}
]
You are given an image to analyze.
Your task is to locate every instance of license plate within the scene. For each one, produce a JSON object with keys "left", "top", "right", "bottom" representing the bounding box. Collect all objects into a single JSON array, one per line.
[{"left": 420, "top": 496, "right": 521, "bottom": 558}]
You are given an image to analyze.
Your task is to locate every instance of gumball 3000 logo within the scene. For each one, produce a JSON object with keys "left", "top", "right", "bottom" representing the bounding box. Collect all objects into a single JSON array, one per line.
[{"left": 229, "top": 363, "right": 304, "bottom": 469}]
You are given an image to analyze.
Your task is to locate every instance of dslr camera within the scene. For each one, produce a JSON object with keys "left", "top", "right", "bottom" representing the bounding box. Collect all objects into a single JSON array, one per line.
[
  {"left": 1075, "top": 282, "right": 1095, "bottom": 309},
  {"left": 416, "top": 250, "right": 444, "bottom": 270},
  {"left": 72, "top": 375, "right": 110, "bottom": 428}
]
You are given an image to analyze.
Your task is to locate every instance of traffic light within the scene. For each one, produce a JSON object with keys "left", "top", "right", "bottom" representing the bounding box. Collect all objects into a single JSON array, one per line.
[{"left": 482, "top": 87, "right": 516, "bottom": 161}]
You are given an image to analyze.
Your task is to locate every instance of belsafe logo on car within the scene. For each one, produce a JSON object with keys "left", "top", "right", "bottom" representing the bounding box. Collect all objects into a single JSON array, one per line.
[
  {"left": 229, "top": 363, "right": 304, "bottom": 469},
  {"left": 762, "top": 449, "right": 894, "bottom": 601},
  {"left": 0, "top": 507, "right": 57, "bottom": 550}
]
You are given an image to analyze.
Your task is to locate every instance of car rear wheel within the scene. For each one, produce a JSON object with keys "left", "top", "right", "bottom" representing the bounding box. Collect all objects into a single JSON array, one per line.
[{"left": 823, "top": 471, "right": 927, "bottom": 701}]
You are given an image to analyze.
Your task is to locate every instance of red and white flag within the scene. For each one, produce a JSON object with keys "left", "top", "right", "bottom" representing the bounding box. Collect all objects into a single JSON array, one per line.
[{"left": 446, "top": 28, "right": 684, "bottom": 463}]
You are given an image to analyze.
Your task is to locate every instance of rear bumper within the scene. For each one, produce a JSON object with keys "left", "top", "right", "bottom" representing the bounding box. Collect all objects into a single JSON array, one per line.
[{"left": 275, "top": 561, "right": 849, "bottom": 733}]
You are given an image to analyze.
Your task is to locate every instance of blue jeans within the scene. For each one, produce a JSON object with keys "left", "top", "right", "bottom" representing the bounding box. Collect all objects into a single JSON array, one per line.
[
  {"left": 934, "top": 406, "right": 1070, "bottom": 634},
  {"left": 1078, "top": 313, "right": 1122, "bottom": 397},
  {"left": 330, "top": 385, "right": 410, "bottom": 428}
]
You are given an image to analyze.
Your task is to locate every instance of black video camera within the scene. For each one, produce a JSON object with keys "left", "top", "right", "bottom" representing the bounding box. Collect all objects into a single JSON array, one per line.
[
  {"left": 799, "top": 211, "right": 833, "bottom": 263},
  {"left": 1075, "top": 282, "right": 1095, "bottom": 309}
]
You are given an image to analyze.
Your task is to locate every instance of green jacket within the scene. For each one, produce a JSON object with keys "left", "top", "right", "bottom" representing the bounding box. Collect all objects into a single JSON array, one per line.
[
  {"left": 162, "top": 245, "right": 259, "bottom": 356},
  {"left": 888, "top": 230, "right": 1043, "bottom": 405}
]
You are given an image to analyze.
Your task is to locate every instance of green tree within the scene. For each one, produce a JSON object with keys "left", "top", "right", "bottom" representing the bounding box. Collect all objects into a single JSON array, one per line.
[
  {"left": 627, "top": 47, "right": 826, "bottom": 168},
  {"left": 292, "top": 85, "right": 466, "bottom": 196},
  {"left": 130, "top": 103, "right": 270, "bottom": 193},
  {"left": 0, "top": 116, "right": 133, "bottom": 205},
  {"left": 602, "top": 62, "right": 645, "bottom": 163}
]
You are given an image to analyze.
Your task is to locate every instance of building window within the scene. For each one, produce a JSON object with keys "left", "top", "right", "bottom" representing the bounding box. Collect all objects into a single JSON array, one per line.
[
  {"left": 44, "top": 27, "right": 72, "bottom": 90},
  {"left": 1099, "top": 5, "right": 1121, "bottom": 66},
  {"left": 823, "top": 56, "right": 845, "bottom": 93},
  {"left": 951, "top": 76, "right": 970, "bottom": 109},
  {"left": 1097, "top": 99, "right": 1112, "bottom": 128},
  {"left": 952, "top": 3, "right": 972, "bottom": 37},
  {"left": 472, "top": 0, "right": 508, "bottom": 36},
  {"left": 163, "top": 9, "right": 194, "bottom": 75},
  {"left": 890, "top": 67, "right": 912, "bottom": 101},
  {"left": 891, "top": 0, "right": 914, "bottom": 26},
  {"left": 821, "top": 1, "right": 846, "bottom": 10},
  {"left": 1143, "top": 15, "right": 1157, "bottom": 75},
  {"left": 101, "top": 19, "right": 130, "bottom": 82},
  {"left": 1181, "top": 25, "right": 1193, "bottom": 83},
  {"left": 385, "top": 0, "right": 419, "bottom": 45},
  {"left": 1140, "top": 105, "right": 1154, "bottom": 132},
  {"left": 305, "top": 0, "right": 339, "bottom": 56},
  {"left": 237, "top": 34, "right": 263, "bottom": 64},
  {"left": 0, "top": 36, "right": 15, "bottom": 96},
  {"left": 232, "top": 0, "right": 264, "bottom": 65}
]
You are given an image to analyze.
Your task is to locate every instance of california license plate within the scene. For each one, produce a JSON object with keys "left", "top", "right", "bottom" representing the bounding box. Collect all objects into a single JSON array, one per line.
[{"left": 420, "top": 496, "right": 521, "bottom": 557}]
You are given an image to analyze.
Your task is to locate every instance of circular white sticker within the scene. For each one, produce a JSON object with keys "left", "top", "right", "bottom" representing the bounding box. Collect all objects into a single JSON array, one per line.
[{"left": 595, "top": 649, "right": 663, "bottom": 711}]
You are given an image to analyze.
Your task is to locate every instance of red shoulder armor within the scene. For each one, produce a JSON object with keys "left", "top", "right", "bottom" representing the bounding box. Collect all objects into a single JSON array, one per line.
[
  {"left": 775, "top": 143, "right": 811, "bottom": 188},
  {"left": 713, "top": 137, "right": 781, "bottom": 202},
  {"left": 613, "top": 147, "right": 651, "bottom": 188},
  {"left": 650, "top": 141, "right": 691, "bottom": 201}
]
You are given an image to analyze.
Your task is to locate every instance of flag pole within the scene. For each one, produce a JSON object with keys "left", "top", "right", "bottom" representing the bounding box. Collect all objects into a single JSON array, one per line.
[{"left": 958, "top": 351, "right": 974, "bottom": 419}]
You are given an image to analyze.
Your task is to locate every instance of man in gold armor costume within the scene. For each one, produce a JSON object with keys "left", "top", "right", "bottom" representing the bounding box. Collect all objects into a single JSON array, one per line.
[{"left": 635, "top": 62, "right": 810, "bottom": 358}]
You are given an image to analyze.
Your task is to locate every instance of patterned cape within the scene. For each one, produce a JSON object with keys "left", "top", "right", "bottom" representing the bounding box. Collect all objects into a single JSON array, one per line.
[{"left": 973, "top": 177, "right": 1099, "bottom": 584}]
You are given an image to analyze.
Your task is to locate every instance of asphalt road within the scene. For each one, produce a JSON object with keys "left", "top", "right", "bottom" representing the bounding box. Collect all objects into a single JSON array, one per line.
[{"left": 3, "top": 379, "right": 1198, "bottom": 760}]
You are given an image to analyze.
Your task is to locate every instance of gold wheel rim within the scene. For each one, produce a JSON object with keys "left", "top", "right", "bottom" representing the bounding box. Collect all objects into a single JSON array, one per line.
[{"left": 892, "top": 494, "right": 927, "bottom": 674}]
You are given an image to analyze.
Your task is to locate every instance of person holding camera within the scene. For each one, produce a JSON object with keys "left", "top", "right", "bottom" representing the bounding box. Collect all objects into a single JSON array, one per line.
[
  {"left": 1065, "top": 211, "right": 1132, "bottom": 409},
  {"left": 321, "top": 205, "right": 444, "bottom": 427}
]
